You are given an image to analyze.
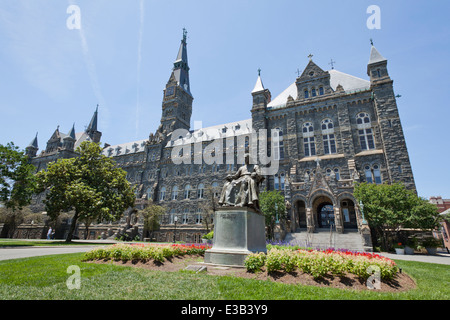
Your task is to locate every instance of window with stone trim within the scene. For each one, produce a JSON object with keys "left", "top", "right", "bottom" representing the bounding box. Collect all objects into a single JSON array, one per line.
[
  {"left": 321, "top": 119, "right": 336, "bottom": 155},
  {"left": 184, "top": 185, "right": 191, "bottom": 199},
  {"left": 364, "top": 164, "right": 382, "bottom": 184},
  {"left": 182, "top": 209, "right": 189, "bottom": 224},
  {"left": 159, "top": 187, "right": 166, "bottom": 201},
  {"left": 171, "top": 186, "right": 179, "bottom": 200},
  {"left": 357, "top": 113, "right": 375, "bottom": 150},
  {"left": 146, "top": 187, "right": 153, "bottom": 200},
  {"left": 169, "top": 209, "right": 176, "bottom": 224},
  {"left": 303, "top": 122, "right": 316, "bottom": 156},
  {"left": 195, "top": 208, "right": 202, "bottom": 224},
  {"left": 197, "top": 183, "right": 205, "bottom": 199}
]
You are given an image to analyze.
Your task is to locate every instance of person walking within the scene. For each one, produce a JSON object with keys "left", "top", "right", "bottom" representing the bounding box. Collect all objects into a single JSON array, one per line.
[{"left": 47, "top": 227, "right": 53, "bottom": 240}]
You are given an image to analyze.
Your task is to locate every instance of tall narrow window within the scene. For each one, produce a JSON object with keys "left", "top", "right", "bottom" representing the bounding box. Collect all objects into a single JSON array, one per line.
[
  {"left": 274, "top": 173, "right": 279, "bottom": 190},
  {"left": 303, "top": 122, "right": 316, "bottom": 157},
  {"left": 364, "top": 165, "right": 373, "bottom": 183},
  {"left": 334, "top": 168, "right": 340, "bottom": 181},
  {"left": 197, "top": 183, "right": 205, "bottom": 199},
  {"left": 146, "top": 187, "right": 153, "bottom": 200},
  {"left": 373, "top": 164, "right": 382, "bottom": 184},
  {"left": 159, "top": 187, "right": 166, "bottom": 201},
  {"left": 171, "top": 186, "right": 178, "bottom": 200},
  {"left": 169, "top": 209, "right": 176, "bottom": 224},
  {"left": 312, "top": 88, "right": 317, "bottom": 97},
  {"left": 357, "top": 113, "right": 375, "bottom": 150},
  {"left": 196, "top": 208, "right": 202, "bottom": 224},
  {"left": 183, "top": 209, "right": 189, "bottom": 224},
  {"left": 280, "top": 172, "right": 285, "bottom": 190},
  {"left": 321, "top": 119, "right": 336, "bottom": 154},
  {"left": 184, "top": 185, "right": 191, "bottom": 200},
  {"left": 304, "top": 90, "right": 309, "bottom": 99}
]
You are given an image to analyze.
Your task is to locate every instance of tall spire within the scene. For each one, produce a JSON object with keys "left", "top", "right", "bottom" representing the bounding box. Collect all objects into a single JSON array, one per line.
[
  {"left": 86, "top": 104, "right": 98, "bottom": 133},
  {"left": 28, "top": 132, "right": 38, "bottom": 149},
  {"left": 173, "top": 28, "right": 191, "bottom": 95},
  {"left": 68, "top": 123, "right": 76, "bottom": 140}
]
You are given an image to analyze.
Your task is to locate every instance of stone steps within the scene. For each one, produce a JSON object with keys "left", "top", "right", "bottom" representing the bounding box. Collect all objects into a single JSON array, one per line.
[{"left": 284, "top": 229, "right": 366, "bottom": 252}]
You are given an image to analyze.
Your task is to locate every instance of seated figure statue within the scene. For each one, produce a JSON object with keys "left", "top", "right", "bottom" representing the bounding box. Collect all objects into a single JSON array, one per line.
[{"left": 218, "top": 154, "right": 264, "bottom": 212}]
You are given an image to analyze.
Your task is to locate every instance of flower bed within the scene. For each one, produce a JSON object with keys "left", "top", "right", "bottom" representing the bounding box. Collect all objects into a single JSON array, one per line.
[
  {"left": 83, "top": 243, "right": 211, "bottom": 263},
  {"left": 244, "top": 248, "right": 399, "bottom": 280}
]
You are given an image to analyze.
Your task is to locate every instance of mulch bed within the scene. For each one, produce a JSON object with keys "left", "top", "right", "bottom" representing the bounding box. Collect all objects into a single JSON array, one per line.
[{"left": 89, "top": 254, "right": 417, "bottom": 292}]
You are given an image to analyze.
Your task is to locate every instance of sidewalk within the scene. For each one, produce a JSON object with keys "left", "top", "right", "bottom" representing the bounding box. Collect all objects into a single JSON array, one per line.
[{"left": 379, "top": 249, "right": 450, "bottom": 265}]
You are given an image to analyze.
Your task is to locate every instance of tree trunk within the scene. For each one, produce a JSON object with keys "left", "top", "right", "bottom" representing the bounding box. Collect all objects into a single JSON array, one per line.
[{"left": 66, "top": 211, "right": 79, "bottom": 242}]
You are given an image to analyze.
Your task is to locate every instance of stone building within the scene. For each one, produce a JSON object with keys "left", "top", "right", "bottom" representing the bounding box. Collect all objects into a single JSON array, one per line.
[{"left": 26, "top": 30, "right": 416, "bottom": 249}]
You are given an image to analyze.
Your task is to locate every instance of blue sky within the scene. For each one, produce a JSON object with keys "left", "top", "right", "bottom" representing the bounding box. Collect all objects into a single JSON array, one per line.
[{"left": 0, "top": 0, "right": 449, "bottom": 199}]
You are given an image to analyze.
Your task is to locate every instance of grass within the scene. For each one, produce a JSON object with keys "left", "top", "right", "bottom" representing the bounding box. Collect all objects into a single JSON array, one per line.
[
  {"left": 0, "top": 239, "right": 116, "bottom": 247},
  {"left": 0, "top": 252, "right": 448, "bottom": 300}
]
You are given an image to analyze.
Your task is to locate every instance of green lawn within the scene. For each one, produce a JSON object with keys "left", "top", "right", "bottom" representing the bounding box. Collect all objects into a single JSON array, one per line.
[
  {"left": 0, "top": 239, "right": 115, "bottom": 247},
  {"left": 0, "top": 253, "right": 448, "bottom": 300}
]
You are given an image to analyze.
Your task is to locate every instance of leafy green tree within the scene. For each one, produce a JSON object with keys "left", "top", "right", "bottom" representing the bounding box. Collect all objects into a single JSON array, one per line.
[
  {"left": 36, "top": 141, "right": 135, "bottom": 242},
  {"left": 354, "top": 182, "right": 440, "bottom": 250},
  {"left": 0, "top": 142, "right": 36, "bottom": 210},
  {"left": 259, "top": 190, "right": 285, "bottom": 240},
  {"left": 139, "top": 200, "right": 165, "bottom": 240}
]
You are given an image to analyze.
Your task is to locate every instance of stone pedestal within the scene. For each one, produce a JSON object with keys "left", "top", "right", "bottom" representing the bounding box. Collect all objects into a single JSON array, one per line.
[{"left": 204, "top": 207, "right": 267, "bottom": 267}]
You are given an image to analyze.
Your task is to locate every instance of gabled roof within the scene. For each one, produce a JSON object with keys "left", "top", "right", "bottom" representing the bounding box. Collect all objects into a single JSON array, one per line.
[{"left": 267, "top": 69, "right": 370, "bottom": 109}]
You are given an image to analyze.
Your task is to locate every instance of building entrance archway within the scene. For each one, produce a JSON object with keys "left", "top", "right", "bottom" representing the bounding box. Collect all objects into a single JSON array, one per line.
[{"left": 312, "top": 195, "right": 335, "bottom": 229}]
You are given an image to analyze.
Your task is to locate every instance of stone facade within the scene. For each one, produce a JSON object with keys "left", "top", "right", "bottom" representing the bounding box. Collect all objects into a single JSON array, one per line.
[{"left": 25, "top": 33, "right": 416, "bottom": 247}]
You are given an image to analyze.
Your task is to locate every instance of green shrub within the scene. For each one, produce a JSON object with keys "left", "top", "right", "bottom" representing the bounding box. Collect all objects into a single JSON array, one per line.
[{"left": 244, "top": 253, "right": 266, "bottom": 272}]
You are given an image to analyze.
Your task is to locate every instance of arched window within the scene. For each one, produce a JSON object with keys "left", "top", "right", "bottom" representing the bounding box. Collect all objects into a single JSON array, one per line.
[
  {"left": 304, "top": 90, "right": 309, "bottom": 99},
  {"left": 280, "top": 172, "right": 285, "bottom": 190},
  {"left": 184, "top": 185, "right": 191, "bottom": 200},
  {"left": 197, "top": 183, "right": 205, "bottom": 199},
  {"left": 321, "top": 119, "right": 336, "bottom": 154},
  {"left": 274, "top": 173, "right": 279, "bottom": 190},
  {"left": 312, "top": 88, "right": 317, "bottom": 97},
  {"left": 357, "top": 113, "right": 375, "bottom": 150},
  {"left": 171, "top": 186, "right": 179, "bottom": 200},
  {"left": 159, "top": 187, "right": 166, "bottom": 201},
  {"left": 334, "top": 168, "right": 340, "bottom": 181},
  {"left": 364, "top": 164, "right": 382, "bottom": 184},
  {"left": 302, "top": 122, "right": 316, "bottom": 156},
  {"left": 319, "top": 87, "right": 324, "bottom": 95}
]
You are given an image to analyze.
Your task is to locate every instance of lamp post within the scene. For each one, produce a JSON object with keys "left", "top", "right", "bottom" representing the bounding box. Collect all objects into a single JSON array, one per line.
[
  {"left": 173, "top": 216, "right": 178, "bottom": 243},
  {"left": 275, "top": 203, "right": 279, "bottom": 224}
]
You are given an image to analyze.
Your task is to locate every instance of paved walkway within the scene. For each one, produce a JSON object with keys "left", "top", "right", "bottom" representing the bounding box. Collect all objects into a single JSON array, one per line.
[
  {"left": 379, "top": 250, "right": 450, "bottom": 265},
  {"left": 1, "top": 239, "right": 450, "bottom": 265}
]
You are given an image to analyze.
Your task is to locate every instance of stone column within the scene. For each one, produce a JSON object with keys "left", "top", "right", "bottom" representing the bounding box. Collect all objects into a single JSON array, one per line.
[
  {"left": 306, "top": 207, "right": 314, "bottom": 233},
  {"left": 334, "top": 207, "right": 343, "bottom": 234}
]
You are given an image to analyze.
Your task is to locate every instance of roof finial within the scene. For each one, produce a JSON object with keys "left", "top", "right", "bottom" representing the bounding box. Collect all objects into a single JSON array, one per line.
[
  {"left": 258, "top": 68, "right": 261, "bottom": 76},
  {"left": 308, "top": 53, "right": 313, "bottom": 61},
  {"left": 329, "top": 58, "right": 336, "bottom": 70},
  {"left": 370, "top": 38, "right": 374, "bottom": 46},
  {"left": 182, "top": 28, "right": 187, "bottom": 42}
]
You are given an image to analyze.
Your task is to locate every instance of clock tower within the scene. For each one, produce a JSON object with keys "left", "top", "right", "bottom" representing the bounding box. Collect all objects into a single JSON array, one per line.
[{"left": 159, "top": 29, "right": 193, "bottom": 134}]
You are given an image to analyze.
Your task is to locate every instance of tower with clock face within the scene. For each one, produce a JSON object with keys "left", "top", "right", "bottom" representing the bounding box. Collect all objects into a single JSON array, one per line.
[{"left": 159, "top": 29, "right": 193, "bottom": 134}]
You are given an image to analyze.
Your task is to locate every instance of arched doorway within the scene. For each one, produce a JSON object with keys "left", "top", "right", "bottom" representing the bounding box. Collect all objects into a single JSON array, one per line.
[
  {"left": 317, "top": 202, "right": 335, "bottom": 228},
  {"left": 341, "top": 199, "right": 358, "bottom": 229},
  {"left": 296, "top": 200, "right": 307, "bottom": 229}
]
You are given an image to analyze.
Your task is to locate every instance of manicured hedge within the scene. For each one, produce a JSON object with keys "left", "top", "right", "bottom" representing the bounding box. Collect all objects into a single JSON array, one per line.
[
  {"left": 83, "top": 243, "right": 211, "bottom": 263},
  {"left": 245, "top": 248, "right": 399, "bottom": 280}
]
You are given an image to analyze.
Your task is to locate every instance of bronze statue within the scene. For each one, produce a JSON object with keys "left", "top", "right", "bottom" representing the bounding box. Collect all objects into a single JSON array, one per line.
[{"left": 218, "top": 154, "right": 264, "bottom": 212}]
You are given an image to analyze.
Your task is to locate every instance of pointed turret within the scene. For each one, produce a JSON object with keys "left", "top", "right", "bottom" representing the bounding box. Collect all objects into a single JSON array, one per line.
[
  {"left": 63, "top": 123, "right": 76, "bottom": 151},
  {"left": 367, "top": 41, "right": 390, "bottom": 82},
  {"left": 25, "top": 133, "right": 39, "bottom": 158},
  {"left": 86, "top": 105, "right": 102, "bottom": 143},
  {"left": 252, "top": 69, "right": 265, "bottom": 93}
]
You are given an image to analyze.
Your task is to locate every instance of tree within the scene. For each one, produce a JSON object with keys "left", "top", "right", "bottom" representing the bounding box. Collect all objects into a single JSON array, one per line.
[
  {"left": 36, "top": 141, "right": 136, "bottom": 242},
  {"left": 259, "top": 190, "right": 285, "bottom": 240},
  {"left": 0, "top": 142, "right": 36, "bottom": 210},
  {"left": 198, "top": 185, "right": 219, "bottom": 232},
  {"left": 139, "top": 200, "right": 165, "bottom": 240},
  {"left": 354, "top": 182, "right": 440, "bottom": 250}
]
